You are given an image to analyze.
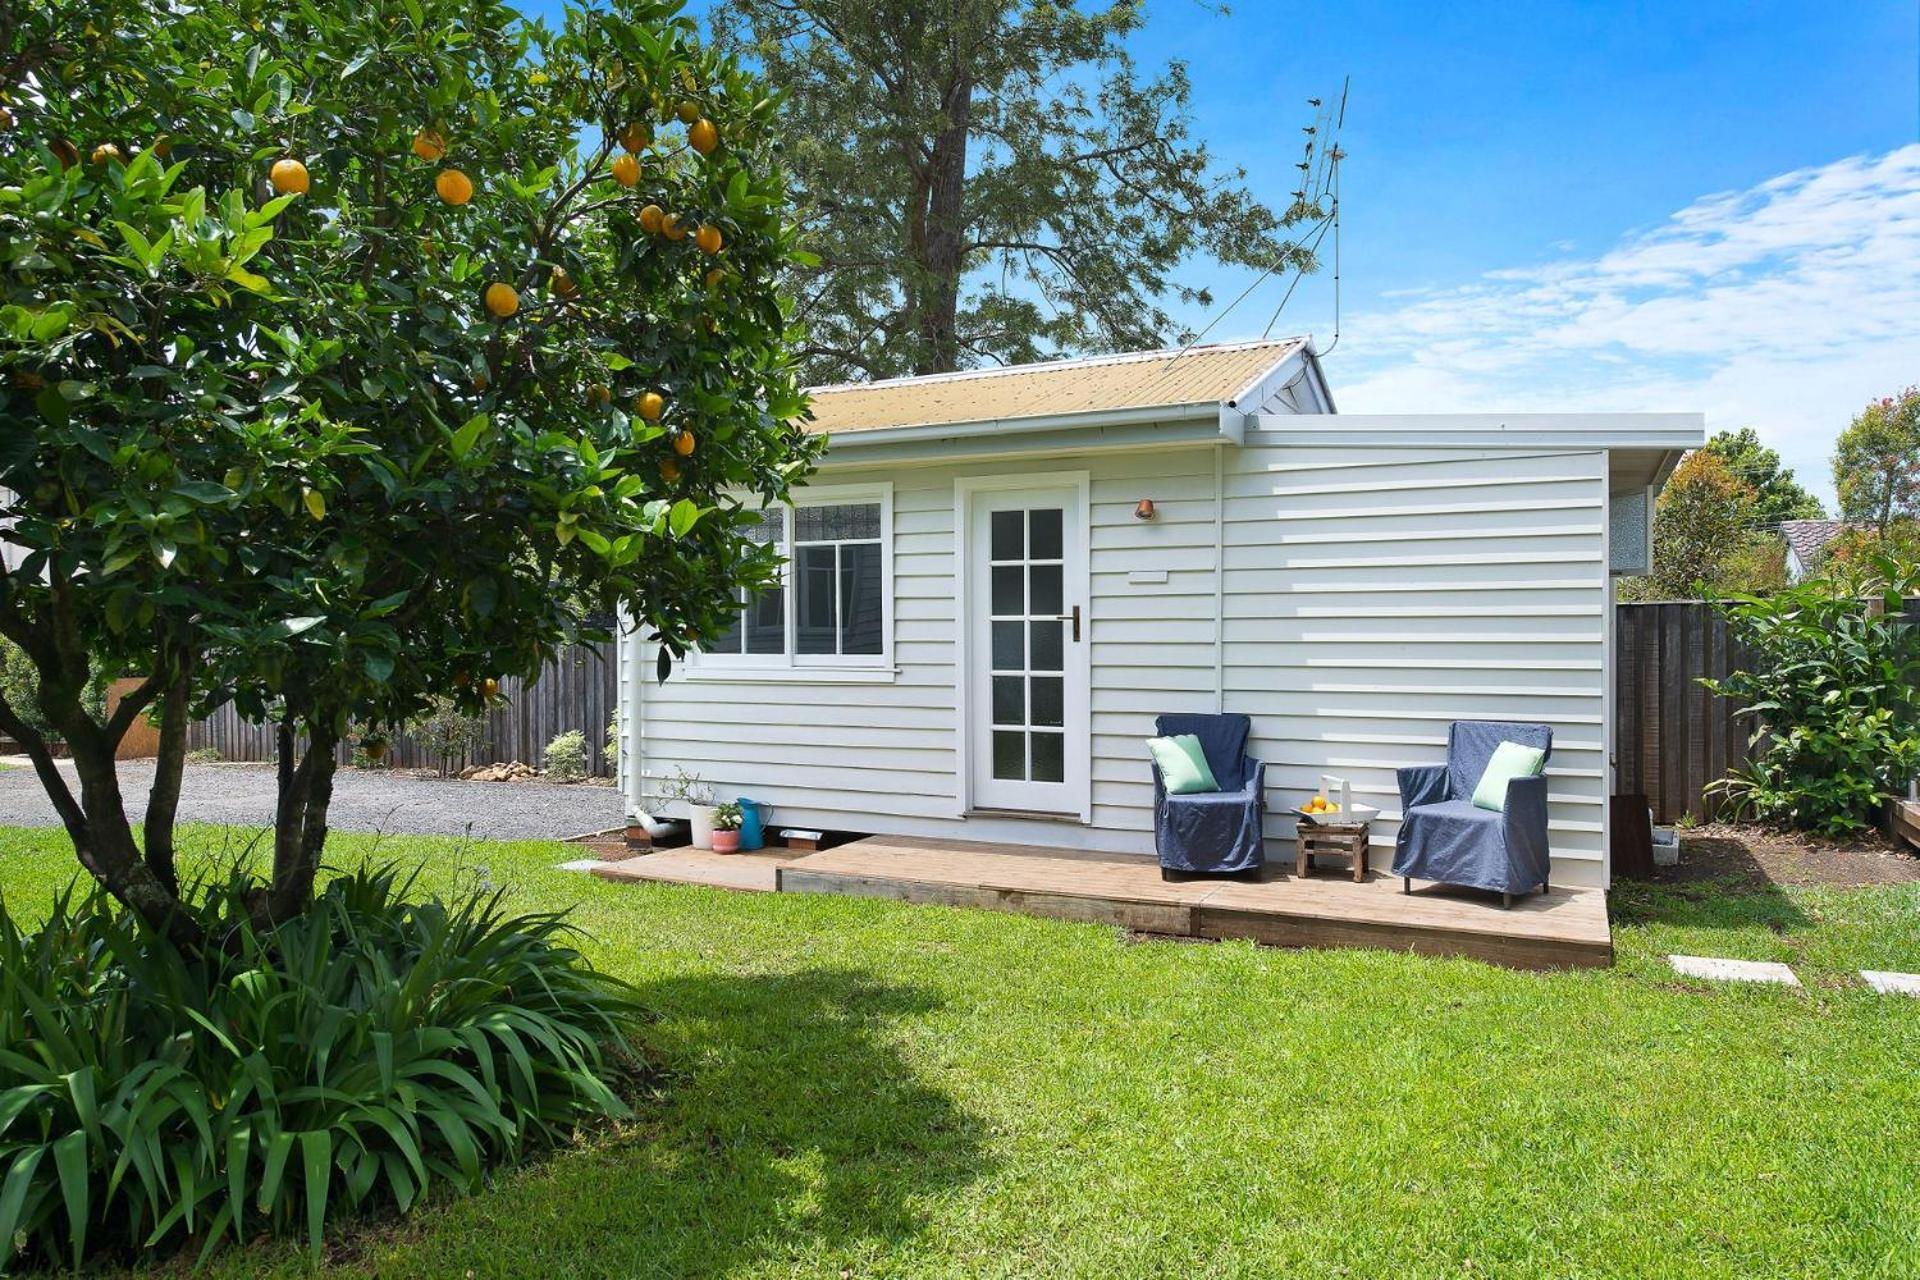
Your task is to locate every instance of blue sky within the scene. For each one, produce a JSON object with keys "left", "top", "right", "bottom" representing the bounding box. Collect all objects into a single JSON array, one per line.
[
  {"left": 1159, "top": 0, "right": 1920, "bottom": 509},
  {"left": 528, "top": 1, "right": 1919, "bottom": 508}
]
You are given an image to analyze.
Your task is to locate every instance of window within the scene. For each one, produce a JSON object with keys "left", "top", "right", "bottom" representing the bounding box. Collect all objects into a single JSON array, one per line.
[{"left": 700, "top": 486, "right": 892, "bottom": 675}]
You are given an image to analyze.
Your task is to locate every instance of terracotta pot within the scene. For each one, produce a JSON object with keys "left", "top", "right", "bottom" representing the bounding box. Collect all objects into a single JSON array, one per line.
[{"left": 711, "top": 829, "right": 741, "bottom": 854}]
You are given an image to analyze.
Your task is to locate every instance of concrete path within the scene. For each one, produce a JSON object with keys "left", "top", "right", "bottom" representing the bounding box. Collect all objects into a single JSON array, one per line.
[{"left": 0, "top": 759, "right": 623, "bottom": 842}]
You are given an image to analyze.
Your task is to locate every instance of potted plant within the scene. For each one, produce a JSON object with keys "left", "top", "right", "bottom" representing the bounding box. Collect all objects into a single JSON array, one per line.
[
  {"left": 647, "top": 766, "right": 716, "bottom": 848},
  {"left": 710, "top": 801, "right": 744, "bottom": 854}
]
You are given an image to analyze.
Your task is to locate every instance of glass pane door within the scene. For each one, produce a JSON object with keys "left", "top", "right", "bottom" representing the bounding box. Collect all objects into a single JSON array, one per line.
[{"left": 969, "top": 481, "right": 1087, "bottom": 815}]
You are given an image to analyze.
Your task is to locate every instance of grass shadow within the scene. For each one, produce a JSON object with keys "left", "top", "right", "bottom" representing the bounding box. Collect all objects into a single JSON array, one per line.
[
  {"left": 343, "top": 966, "right": 990, "bottom": 1279},
  {"left": 1612, "top": 835, "right": 1814, "bottom": 934}
]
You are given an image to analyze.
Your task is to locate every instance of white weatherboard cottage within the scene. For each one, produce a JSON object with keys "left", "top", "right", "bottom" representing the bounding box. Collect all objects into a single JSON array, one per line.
[{"left": 617, "top": 339, "right": 1701, "bottom": 890}]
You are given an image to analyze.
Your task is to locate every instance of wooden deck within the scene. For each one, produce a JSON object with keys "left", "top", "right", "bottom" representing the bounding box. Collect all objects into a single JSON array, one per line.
[{"left": 600, "top": 835, "right": 1611, "bottom": 970}]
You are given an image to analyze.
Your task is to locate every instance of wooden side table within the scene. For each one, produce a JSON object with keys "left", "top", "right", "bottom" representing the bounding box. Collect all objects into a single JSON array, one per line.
[{"left": 1296, "top": 821, "right": 1370, "bottom": 882}]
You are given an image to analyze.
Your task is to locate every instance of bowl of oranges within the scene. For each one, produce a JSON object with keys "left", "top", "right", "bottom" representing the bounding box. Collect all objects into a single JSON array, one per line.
[{"left": 1291, "top": 775, "right": 1380, "bottom": 825}]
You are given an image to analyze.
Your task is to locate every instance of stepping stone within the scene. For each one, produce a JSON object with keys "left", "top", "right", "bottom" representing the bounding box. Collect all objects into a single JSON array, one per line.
[
  {"left": 556, "top": 858, "right": 606, "bottom": 872},
  {"left": 1860, "top": 970, "right": 1920, "bottom": 997},
  {"left": 1668, "top": 955, "right": 1801, "bottom": 987}
]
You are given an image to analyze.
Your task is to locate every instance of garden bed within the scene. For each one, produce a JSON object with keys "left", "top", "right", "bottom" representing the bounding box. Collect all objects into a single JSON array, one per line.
[{"left": 1660, "top": 823, "right": 1920, "bottom": 890}]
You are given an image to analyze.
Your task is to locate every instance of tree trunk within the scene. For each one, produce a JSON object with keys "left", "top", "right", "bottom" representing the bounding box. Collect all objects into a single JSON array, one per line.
[
  {"left": 265, "top": 717, "right": 340, "bottom": 923},
  {"left": 142, "top": 656, "right": 195, "bottom": 897},
  {"left": 912, "top": 72, "right": 972, "bottom": 375}
]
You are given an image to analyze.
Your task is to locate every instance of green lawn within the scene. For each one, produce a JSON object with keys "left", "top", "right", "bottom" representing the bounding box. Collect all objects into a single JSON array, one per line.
[{"left": 1, "top": 824, "right": 1915, "bottom": 1279}]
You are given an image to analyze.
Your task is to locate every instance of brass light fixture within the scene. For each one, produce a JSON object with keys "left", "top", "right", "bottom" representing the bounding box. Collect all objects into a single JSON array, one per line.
[{"left": 1134, "top": 498, "right": 1156, "bottom": 521}]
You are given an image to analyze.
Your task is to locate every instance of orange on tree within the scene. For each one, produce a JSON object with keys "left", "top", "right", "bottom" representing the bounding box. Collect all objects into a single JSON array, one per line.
[
  {"left": 0, "top": 106, "right": 13, "bottom": 130},
  {"left": 90, "top": 142, "right": 121, "bottom": 166},
  {"left": 687, "top": 117, "right": 718, "bottom": 156},
  {"left": 672, "top": 430, "right": 696, "bottom": 457},
  {"left": 675, "top": 100, "right": 700, "bottom": 123},
  {"left": 694, "top": 223, "right": 722, "bottom": 255},
  {"left": 703, "top": 266, "right": 726, "bottom": 289},
  {"left": 483, "top": 281, "right": 519, "bottom": 318},
  {"left": 617, "top": 121, "right": 650, "bottom": 153},
  {"left": 635, "top": 390, "right": 665, "bottom": 422},
  {"left": 411, "top": 127, "right": 446, "bottom": 161},
  {"left": 550, "top": 265, "right": 579, "bottom": 298},
  {"left": 610, "top": 152, "right": 640, "bottom": 187},
  {"left": 452, "top": 670, "right": 471, "bottom": 688},
  {"left": 482, "top": 677, "right": 500, "bottom": 698},
  {"left": 637, "top": 203, "right": 665, "bottom": 233},
  {"left": 587, "top": 383, "right": 611, "bottom": 408},
  {"left": 658, "top": 458, "right": 681, "bottom": 482},
  {"left": 435, "top": 168, "right": 474, "bottom": 205},
  {"left": 661, "top": 212, "right": 686, "bottom": 241},
  {"left": 48, "top": 138, "right": 79, "bottom": 169},
  {"left": 150, "top": 134, "right": 172, "bottom": 158},
  {"left": 270, "top": 157, "right": 309, "bottom": 195}
]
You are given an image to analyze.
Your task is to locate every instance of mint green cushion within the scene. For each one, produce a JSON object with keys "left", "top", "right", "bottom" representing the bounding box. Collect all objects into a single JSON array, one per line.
[
  {"left": 1146, "top": 734, "right": 1219, "bottom": 794},
  {"left": 1471, "top": 741, "right": 1546, "bottom": 811}
]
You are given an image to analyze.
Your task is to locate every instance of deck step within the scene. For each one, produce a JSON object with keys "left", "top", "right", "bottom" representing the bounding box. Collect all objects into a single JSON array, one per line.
[{"left": 775, "top": 836, "right": 1611, "bottom": 971}]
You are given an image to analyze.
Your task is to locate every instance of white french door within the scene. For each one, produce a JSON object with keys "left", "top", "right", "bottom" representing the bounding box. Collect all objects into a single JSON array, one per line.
[{"left": 962, "top": 478, "right": 1090, "bottom": 816}]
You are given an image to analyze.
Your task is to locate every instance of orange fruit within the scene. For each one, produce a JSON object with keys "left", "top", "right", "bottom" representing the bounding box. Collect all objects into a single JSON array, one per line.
[
  {"left": 453, "top": 670, "right": 471, "bottom": 688},
  {"left": 550, "top": 265, "right": 579, "bottom": 298},
  {"left": 412, "top": 127, "right": 446, "bottom": 161},
  {"left": 587, "top": 383, "right": 611, "bottom": 408},
  {"left": 48, "top": 138, "right": 79, "bottom": 169},
  {"left": 269, "top": 157, "right": 309, "bottom": 195},
  {"left": 635, "top": 390, "right": 665, "bottom": 422},
  {"left": 617, "top": 121, "right": 650, "bottom": 153},
  {"left": 483, "top": 281, "right": 519, "bottom": 318},
  {"left": 151, "top": 135, "right": 172, "bottom": 158},
  {"left": 694, "top": 223, "right": 722, "bottom": 254},
  {"left": 482, "top": 676, "right": 500, "bottom": 698},
  {"left": 90, "top": 142, "right": 121, "bottom": 166},
  {"left": 672, "top": 430, "right": 696, "bottom": 457},
  {"left": 0, "top": 107, "right": 13, "bottom": 130},
  {"left": 659, "top": 458, "right": 681, "bottom": 482},
  {"left": 435, "top": 168, "right": 474, "bottom": 205},
  {"left": 661, "top": 212, "right": 686, "bottom": 242},
  {"left": 687, "top": 117, "right": 718, "bottom": 156},
  {"left": 703, "top": 266, "right": 726, "bottom": 288},
  {"left": 610, "top": 152, "right": 640, "bottom": 187},
  {"left": 637, "top": 203, "right": 665, "bottom": 234},
  {"left": 675, "top": 100, "right": 700, "bottom": 124}
]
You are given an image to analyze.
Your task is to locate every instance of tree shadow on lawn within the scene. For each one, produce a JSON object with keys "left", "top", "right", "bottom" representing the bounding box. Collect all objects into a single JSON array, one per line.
[{"left": 475, "top": 966, "right": 990, "bottom": 1279}]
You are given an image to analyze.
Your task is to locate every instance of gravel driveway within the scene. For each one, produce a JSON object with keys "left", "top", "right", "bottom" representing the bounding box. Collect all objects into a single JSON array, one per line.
[{"left": 0, "top": 760, "right": 624, "bottom": 841}]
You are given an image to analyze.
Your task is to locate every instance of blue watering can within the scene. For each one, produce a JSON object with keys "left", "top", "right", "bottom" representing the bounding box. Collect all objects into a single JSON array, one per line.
[{"left": 736, "top": 798, "right": 770, "bottom": 851}]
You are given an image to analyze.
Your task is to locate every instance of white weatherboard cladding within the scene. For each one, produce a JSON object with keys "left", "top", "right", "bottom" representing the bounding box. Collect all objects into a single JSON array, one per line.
[{"left": 627, "top": 435, "right": 1613, "bottom": 887}]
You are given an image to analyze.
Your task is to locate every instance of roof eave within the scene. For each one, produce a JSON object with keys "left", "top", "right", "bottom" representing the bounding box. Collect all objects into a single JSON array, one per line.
[{"left": 815, "top": 398, "right": 1231, "bottom": 450}]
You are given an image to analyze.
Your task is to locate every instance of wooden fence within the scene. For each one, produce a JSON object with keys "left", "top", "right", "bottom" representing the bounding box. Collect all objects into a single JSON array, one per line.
[
  {"left": 1615, "top": 598, "right": 1920, "bottom": 823},
  {"left": 189, "top": 640, "right": 620, "bottom": 777}
]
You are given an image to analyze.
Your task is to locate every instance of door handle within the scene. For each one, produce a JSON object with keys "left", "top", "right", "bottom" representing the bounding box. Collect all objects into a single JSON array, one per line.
[{"left": 1055, "top": 605, "right": 1081, "bottom": 642}]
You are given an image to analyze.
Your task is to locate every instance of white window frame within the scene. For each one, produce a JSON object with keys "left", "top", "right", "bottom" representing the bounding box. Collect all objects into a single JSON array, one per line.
[{"left": 684, "top": 482, "right": 896, "bottom": 683}]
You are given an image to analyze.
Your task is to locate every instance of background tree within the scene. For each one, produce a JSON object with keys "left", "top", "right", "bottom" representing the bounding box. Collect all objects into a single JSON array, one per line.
[
  {"left": 1, "top": 0, "right": 814, "bottom": 940},
  {"left": 1701, "top": 427, "right": 1824, "bottom": 526},
  {"left": 714, "top": 0, "right": 1328, "bottom": 381},
  {"left": 1833, "top": 387, "right": 1920, "bottom": 531},
  {"left": 1641, "top": 450, "right": 1761, "bottom": 598}
]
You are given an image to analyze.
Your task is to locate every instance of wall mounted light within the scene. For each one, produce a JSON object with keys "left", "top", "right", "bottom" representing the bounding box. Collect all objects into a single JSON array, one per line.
[{"left": 1134, "top": 498, "right": 1156, "bottom": 521}]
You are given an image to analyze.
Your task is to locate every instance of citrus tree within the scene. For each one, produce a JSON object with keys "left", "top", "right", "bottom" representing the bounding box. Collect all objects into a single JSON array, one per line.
[{"left": 0, "top": 0, "right": 816, "bottom": 942}]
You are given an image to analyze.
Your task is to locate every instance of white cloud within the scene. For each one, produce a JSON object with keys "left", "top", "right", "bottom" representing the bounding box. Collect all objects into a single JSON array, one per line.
[{"left": 1330, "top": 145, "right": 1920, "bottom": 508}]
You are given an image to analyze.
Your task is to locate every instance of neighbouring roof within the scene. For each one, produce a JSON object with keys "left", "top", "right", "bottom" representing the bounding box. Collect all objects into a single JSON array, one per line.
[
  {"left": 803, "top": 338, "right": 1308, "bottom": 435},
  {"left": 1780, "top": 518, "right": 1868, "bottom": 564}
]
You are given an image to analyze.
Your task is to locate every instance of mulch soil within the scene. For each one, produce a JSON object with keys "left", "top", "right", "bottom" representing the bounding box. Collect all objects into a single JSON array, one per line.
[{"left": 1661, "top": 823, "right": 1920, "bottom": 891}]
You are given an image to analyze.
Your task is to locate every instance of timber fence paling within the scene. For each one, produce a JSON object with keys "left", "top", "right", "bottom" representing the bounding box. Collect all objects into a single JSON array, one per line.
[{"left": 187, "top": 639, "right": 620, "bottom": 777}]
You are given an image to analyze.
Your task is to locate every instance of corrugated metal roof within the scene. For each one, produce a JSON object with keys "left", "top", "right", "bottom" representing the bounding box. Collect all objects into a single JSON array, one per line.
[{"left": 803, "top": 338, "right": 1306, "bottom": 435}]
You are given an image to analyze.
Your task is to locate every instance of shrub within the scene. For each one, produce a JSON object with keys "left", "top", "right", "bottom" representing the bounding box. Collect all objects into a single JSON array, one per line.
[
  {"left": 408, "top": 697, "right": 489, "bottom": 779},
  {"left": 0, "top": 638, "right": 110, "bottom": 744},
  {"left": 544, "top": 730, "right": 589, "bottom": 782},
  {"left": 185, "top": 747, "right": 224, "bottom": 764},
  {"left": 606, "top": 716, "right": 620, "bottom": 772},
  {"left": 0, "top": 867, "right": 639, "bottom": 1270},
  {"left": 1704, "top": 553, "right": 1920, "bottom": 835}
]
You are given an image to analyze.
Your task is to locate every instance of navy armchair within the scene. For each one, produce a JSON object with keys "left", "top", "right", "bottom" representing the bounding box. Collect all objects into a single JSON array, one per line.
[
  {"left": 1391, "top": 720, "right": 1553, "bottom": 905},
  {"left": 1150, "top": 713, "right": 1266, "bottom": 880}
]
